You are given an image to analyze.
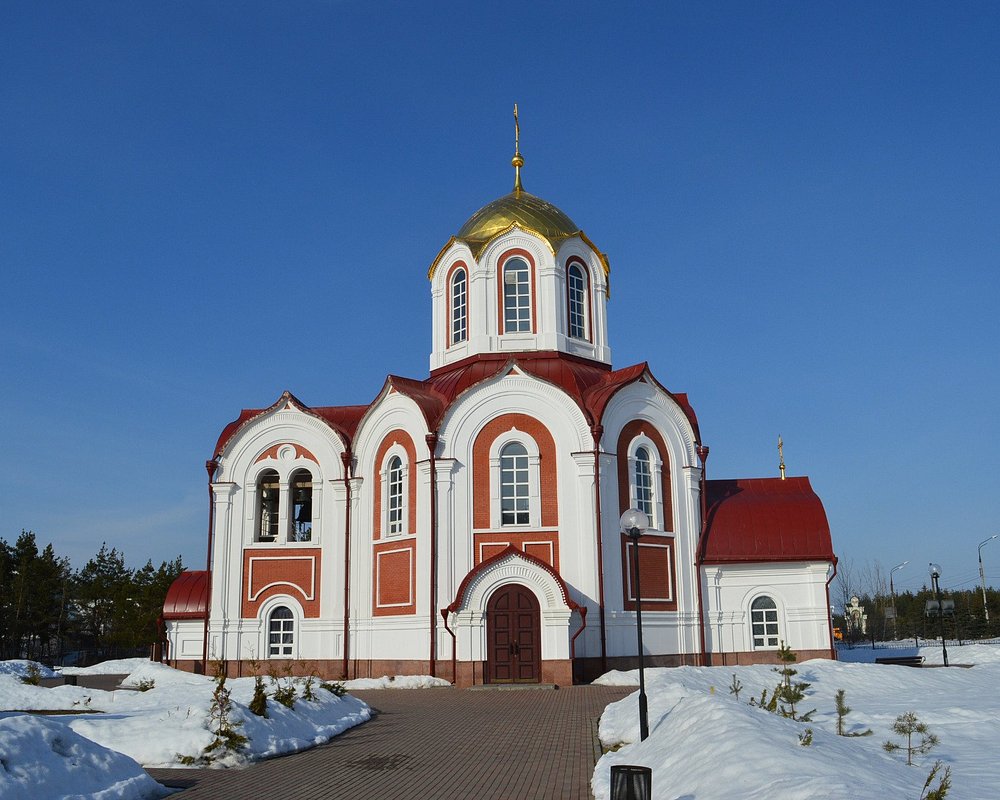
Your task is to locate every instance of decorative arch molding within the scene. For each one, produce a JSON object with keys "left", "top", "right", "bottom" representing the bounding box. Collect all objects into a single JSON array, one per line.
[
  {"left": 447, "top": 546, "right": 579, "bottom": 615},
  {"left": 740, "top": 585, "right": 788, "bottom": 615},
  {"left": 354, "top": 384, "right": 434, "bottom": 462},
  {"left": 478, "top": 229, "right": 555, "bottom": 280},
  {"left": 439, "top": 368, "right": 592, "bottom": 457},
  {"left": 220, "top": 407, "right": 347, "bottom": 484},
  {"left": 556, "top": 238, "right": 609, "bottom": 296},
  {"left": 256, "top": 593, "right": 304, "bottom": 624},
  {"left": 254, "top": 443, "right": 318, "bottom": 464},
  {"left": 601, "top": 381, "right": 698, "bottom": 469},
  {"left": 428, "top": 238, "right": 476, "bottom": 286}
]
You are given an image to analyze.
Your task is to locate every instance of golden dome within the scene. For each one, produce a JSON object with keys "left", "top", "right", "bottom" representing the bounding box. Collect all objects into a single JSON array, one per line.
[{"left": 456, "top": 189, "right": 580, "bottom": 246}]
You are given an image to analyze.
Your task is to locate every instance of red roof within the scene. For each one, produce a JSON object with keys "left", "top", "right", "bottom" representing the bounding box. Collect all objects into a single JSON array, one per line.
[
  {"left": 162, "top": 570, "right": 209, "bottom": 620},
  {"left": 701, "top": 477, "right": 835, "bottom": 564},
  {"left": 211, "top": 352, "right": 701, "bottom": 458},
  {"left": 213, "top": 391, "right": 363, "bottom": 458}
]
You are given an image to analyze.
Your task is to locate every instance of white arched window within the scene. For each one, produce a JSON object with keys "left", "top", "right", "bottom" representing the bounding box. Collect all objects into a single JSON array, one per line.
[
  {"left": 257, "top": 469, "right": 280, "bottom": 542},
  {"left": 751, "top": 596, "right": 780, "bottom": 649},
  {"left": 634, "top": 447, "right": 653, "bottom": 520},
  {"left": 268, "top": 605, "right": 295, "bottom": 657},
  {"left": 567, "top": 262, "right": 589, "bottom": 339},
  {"left": 627, "top": 434, "right": 665, "bottom": 530},
  {"left": 290, "top": 469, "right": 313, "bottom": 542},
  {"left": 499, "top": 442, "right": 530, "bottom": 525},
  {"left": 387, "top": 455, "right": 404, "bottom": 535},
  {"left": 502, "top": 257, "right": 531, "bottom": 333},
  {"left": 451, "top": 268, "right": 467, "bottom": 344}
]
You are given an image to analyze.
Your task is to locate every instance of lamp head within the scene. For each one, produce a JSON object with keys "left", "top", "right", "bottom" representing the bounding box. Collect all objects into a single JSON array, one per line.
[
  {"left": 929, "top": 563, "right": 942, "bottom": 579},
  {"left": 620, "top": 508, "right": 649, "bottom": 538}
]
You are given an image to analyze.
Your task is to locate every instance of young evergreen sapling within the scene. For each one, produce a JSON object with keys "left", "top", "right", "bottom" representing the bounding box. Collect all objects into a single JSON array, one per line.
[
  {"left": 205, "top": 661, "right": 248, "bottom": 756},
  {"left": 835, "top": 689, "right": 872, "bottom": 736},
  {"left": 883, "top": 711, "right": 938, "bottom": 766},
  {"left": 772, "top": 642, "right": 815, "bottom": 721},
  {"left": 247, "top": 654, "right": 268, "bottom": 718},
  {"left": 920, "top": 761, "right": 952, "bottom": 800}
]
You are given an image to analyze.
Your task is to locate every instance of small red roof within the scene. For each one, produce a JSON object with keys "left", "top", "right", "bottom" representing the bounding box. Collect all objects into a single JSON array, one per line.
[
  {"left": 213, "top": 391, "right": 363, "bottom": 458},
  {"left": 701, "top": 477, "right": 835, "bottom": 564},
  {"left": 162, "top": 570, "right": 209, "bottom": 620}
]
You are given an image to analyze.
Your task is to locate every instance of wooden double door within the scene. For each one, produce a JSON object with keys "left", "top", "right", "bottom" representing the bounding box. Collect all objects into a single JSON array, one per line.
[{"left": 486, "top": 584, "right": 541, "bottom": 683}]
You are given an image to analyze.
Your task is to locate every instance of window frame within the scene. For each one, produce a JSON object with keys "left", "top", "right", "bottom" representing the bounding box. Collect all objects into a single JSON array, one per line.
[
  {"left": 488, "top": 429, "right": 542, "bottom": 529},
  {"left": 626, "top": 434, "right": 665, "bottom": 530},
  {"left": 450, "top": 266, "right": 468, "bottom": 345},
  {"left": 750, "top": 595, "right": 781, "bottom": 650},
  {"left": 501, "top": 255, "right": 533, "bottom": 334},
  {"left": 499, "top": 442, "right": 530, "bottom": 526},
  {"left": 267, "top": 605, "right": 295, "bottom": 658},
  {"left": 379, "top": 445, "right": 410, "bottom": 537},
  {"left": 256, "top": 469, "right": 281, "bottom": 543},
  {"left": 246, "top": 449, "right": 324, "bottom": 547},
  {"left": 566, "top": 261, "right": 591, "bottom": 340},
  {"left": 633, "top": 447, "right": 654, "bottom": 521},
  {"left": 289, "top": 468, "right": 313, "bottom": 543}
]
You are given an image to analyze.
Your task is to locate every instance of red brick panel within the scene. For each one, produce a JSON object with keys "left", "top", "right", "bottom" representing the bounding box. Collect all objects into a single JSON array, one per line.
[
  {"left": 253, "top": 443, "right": 318, "bottom": 464},
  {"left": 241, "top": 548, "right": 321, "bottom": 619},
  {"left": 620, "top": 535, "right": 677, "bottom": 612},
  {"left": 473, "top": 532, "right": 559, "bottom": 569},
  {"left": 372, "top": 430, "right": 419, "bottom": 539},
  {"left": 373, "top": 539, "right": 417, "bottom": 616},
  {"left": 472, "top": 413, "right": 558, "bottom": 529},
  {"left": 616, "top": 420, "right": 673, "bottom": 531}
]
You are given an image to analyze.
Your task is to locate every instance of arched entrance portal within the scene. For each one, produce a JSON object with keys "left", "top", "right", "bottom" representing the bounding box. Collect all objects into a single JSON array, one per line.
[{"left": 486, "top": 584, "right": 541, "bottom": 683}]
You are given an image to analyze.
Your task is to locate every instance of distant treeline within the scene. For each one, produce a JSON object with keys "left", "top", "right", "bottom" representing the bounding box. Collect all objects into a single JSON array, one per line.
[{"left": 0, "top": 530, "right": 184, "bottom": 664}]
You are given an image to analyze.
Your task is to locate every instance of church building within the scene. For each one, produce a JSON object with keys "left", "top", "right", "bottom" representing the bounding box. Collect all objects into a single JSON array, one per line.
[{"left": 163, "top": 120, "right": 837, "bottom": 685}]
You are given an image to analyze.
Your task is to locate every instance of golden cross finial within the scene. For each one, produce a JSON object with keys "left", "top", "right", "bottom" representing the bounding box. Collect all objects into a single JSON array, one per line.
[
  {"left": 512, "top": 103, "right": 524, "bottom": 193},
  {"left": 778, "top": 434, "right": 786, "bottom": 480}
]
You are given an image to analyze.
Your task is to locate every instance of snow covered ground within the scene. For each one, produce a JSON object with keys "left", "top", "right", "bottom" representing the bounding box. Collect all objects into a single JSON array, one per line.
[
  {"left": 5, "top": 646, "right": 998, "bottom": 800},
  {"left": 593, "top": 643, "right": 1000, "bottom": 799},
  {"left": 0, "top": 659, "right": 373, "bottom": 800}
]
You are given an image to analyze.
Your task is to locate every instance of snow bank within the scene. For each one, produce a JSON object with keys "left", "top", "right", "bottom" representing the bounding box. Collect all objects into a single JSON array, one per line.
[
  {"left": 0, "top": 658, "right": 375, "bottom": 799},
  {"left": 59, "top": 658, "right": 152, "bottom": 676},
  {"left": 594, "top": 692, "right": 917, "bottom": 800},
  {"left": 342, "top": 675, "right": 451, "bottom": 689},
  {"left": 0, "top": 660, "right": 59, "bottom": 679},
  {"left": 594, "top": 644, "right": 1000, "bottom": 800},
  {"left": 0, "top": 714, "right": 170, "bottom": 800}
]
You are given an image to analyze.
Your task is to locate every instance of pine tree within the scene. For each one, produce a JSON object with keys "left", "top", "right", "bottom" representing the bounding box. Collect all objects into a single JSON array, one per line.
[
  {"left": 920, "top": 761, "right": 952, "bottom": 800},
  {"left": 205, "top": 661, "right": 248, "bottom": 756},
  {"left": 883, "top": 711, "right": 938, "bottom": 766},
  {"left": 835, "top": 689, "right": 872, "bottom": 736},
  {"left": 244, "top": 654, "right": 267, "bottom": 717},
  {"left": 728, "top": 673, "right": 743, "bottom": 701},
  {"left": 772, "top": 642, "right": 815, "bottom": 721}
]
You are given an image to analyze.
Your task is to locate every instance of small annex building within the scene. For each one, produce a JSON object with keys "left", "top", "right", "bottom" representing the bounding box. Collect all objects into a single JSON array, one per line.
[{"left": 163, "top": 135, "right": 836, "bottom": 686}]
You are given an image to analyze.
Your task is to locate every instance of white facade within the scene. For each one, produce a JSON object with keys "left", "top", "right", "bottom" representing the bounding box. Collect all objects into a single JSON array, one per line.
[{"left": 165, "top": 180, "right": 836, "bottom": 683}]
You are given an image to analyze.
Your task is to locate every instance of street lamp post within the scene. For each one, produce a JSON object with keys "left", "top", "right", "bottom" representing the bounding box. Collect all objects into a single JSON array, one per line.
[
  {"left": 889, "top": 561, "right": 909, "bottom": 640},
  {"left": 928, "top": 564, "right": 949, "bottom": 667},
  {"left": 978, "top": 535, "right": 998, "bottom": 625},
  {"left": 621, "top": 508, "right": 650, "bottom": 742}
]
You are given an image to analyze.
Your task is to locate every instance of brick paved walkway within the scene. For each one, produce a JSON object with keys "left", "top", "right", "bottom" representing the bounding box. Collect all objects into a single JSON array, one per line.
[{"left": 147, "top": 685, "right": 632, "bottom": 799}]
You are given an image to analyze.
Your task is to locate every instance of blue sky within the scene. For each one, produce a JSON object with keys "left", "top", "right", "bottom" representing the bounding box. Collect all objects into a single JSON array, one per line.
[{"left": 2, "top": 2, "right": 998, "bottom": 599}]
